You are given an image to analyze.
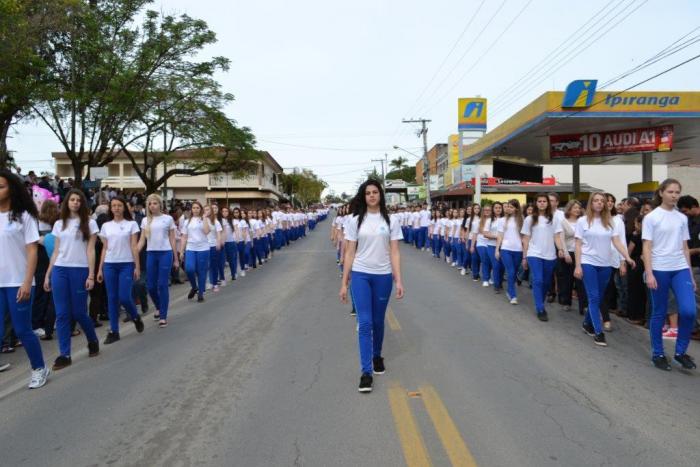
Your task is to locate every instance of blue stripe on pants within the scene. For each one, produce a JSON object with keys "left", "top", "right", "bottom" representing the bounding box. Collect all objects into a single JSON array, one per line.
[
  {"left": 581, "top": 264, "right": 612, "bottom": 334},
  {"left": 527, "top": 256, "right": 556, "bottom": 314},
  {"left": 146, "top": 251, "right": 173, "bottom": 319},
  {"left": 649, "top": 268, "right": 697, "bottom": 358},
  {"left": 350, "top": 271, "right": 393, "bottom": 375},
  {"left": 0, "top": 287, "right": 44, "bottom": 369},
  {"left": 185, "top": 249, "right": 209, "bottom": 299},
  {"left": 52, "top": 266, "right": 98, "bottom": 356},
  {"left": 103, "top": 262, "right": 139, "bottom": 333}
]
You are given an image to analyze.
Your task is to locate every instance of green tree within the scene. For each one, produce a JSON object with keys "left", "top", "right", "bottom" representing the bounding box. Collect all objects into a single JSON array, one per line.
[
  {"left": 116, "top": 42, "right": 258, "bottom": 194},
  {"left": 389, "top": 156, "right": 408, "bottom": 171},
  {"left": 33, "top": 1, "right": 237, "bottom": 187},
  {"left": 280, "top": 169, "right": 327, "bottom": 208},
  {"left": 0, "top": 0, "right": 77, "bottom": 169},
  {"left": 386, "top": 166, "right": 416, "bottom": 184}
]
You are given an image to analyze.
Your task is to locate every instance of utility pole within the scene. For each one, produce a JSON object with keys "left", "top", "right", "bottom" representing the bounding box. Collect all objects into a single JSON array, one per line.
[
  {"left": 371, "top": 157, "right": 386, "bottom": 184},
  {"left": 402, "top": 118, "right": 431, "bottom": 206}
]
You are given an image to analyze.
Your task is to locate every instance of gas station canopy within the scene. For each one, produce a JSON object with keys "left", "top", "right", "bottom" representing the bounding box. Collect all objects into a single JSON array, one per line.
[{"left": 462, "top": 86, "right": 700, "bottom": 167}]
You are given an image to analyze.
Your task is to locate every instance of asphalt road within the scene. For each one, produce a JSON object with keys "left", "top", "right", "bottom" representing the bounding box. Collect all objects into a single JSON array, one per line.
[{"left": 0, "top": 217, "right": 698, "bottom": 467}]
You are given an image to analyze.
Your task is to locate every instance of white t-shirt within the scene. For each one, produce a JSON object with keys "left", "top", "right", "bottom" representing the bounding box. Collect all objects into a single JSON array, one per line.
[
  {"left": 608, "top": 216, "right": 626, "bottom": 268},
  {"left": 521, "top": 215, "right": 559, "bottom": 260},
  {"left": 99, "top": 219, "right": 140, "bottom": 263},
  {"left": 345, "top": 213, "right": 403, "bottom": 274},
  {"left": 184, "top": 217, "right": 210, "bottom": 252},
  {"left": 476, "top": 219, "right": 490, "bottom": 247},
  {"left": 222, "top": 219, "right": 235, "bottom": 242},
  {"left": 574, "top": 217, "right": 618, "bottom": 267},
  {"left": 140, "top": 215, "right": 175, "bottom": 252},
  {"left": 498, "top": 217, "right": 522, "bottom": 252},
  {"left": 0, "top": 212, "right": 39, "bottom": 287},
  {"left": 53, "top": 217, "right": 99, "bottom": 267},
  {"left": 642, "top": 207, "right": 690, "bottom": 271},
  {"left": 488, "top": 217, "right": 500, "bottom": 246},
  {"left": 419, "top": 210, "right": 431, "bottom": 227},
  {"left": 207, "top": 219, "right": 222, "bottom": 246},
  {"left": 237, "top": 219, "right": 251, "bottom": 242}
]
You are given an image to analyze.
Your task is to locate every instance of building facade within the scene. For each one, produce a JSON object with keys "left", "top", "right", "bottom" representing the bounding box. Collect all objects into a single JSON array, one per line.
[{"left": 52, "top": 150, "right": 286, "bottom": 209}]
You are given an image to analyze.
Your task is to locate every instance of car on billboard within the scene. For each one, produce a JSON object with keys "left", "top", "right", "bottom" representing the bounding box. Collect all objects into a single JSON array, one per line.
[{"left": 551, "top": 140, "right": 582, "bottom": 152}]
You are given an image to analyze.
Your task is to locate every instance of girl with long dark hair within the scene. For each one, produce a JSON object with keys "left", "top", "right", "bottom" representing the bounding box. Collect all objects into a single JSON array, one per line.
[
  {"left": 643, "top": 179, "right": 697, "bottom": 370},
  {"left": 460, "top": 205, "right": 472, "bottom": 275},
  {"left": 557, "top": 200, "right": 583, "bottom": 312},
  {"left": 486, "top": 202, "right": 504, "bottom": 292},
  {"left": 521, "top": 193, "right": 566, "bottom": 321},
  {"left": 204, "top": 205, "right": 223, "bottom": 291},
  {"left": 97, "top": 197, "right": 144, "bottom": 343},
  {"left": 339, "top": 180, "right": 404, "bottom": 393},
  {"left": 0, "top": 171, "right": 49, "bottom": 387},
  {"left": 137, "top": 194, "right": 177, "bottom": 328},
  {"left": 45, "top": 189, "right": 100, "bottom": 369},
  {"left": 232, "top": 208, "right": 249, "bottom": 277}
]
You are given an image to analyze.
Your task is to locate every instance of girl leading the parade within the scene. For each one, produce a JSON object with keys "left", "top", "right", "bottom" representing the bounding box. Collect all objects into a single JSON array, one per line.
[
  {"left": 0, "top": 171, "right": 49, "bottom": 388},
  {"left": 97, "top": 197, "right": 144, "bottom": 344},
  {"left": 340, "top": 180, "right": 404, "bottom": 393},
  {"left": 45, "top": 189, "right": 100, "bottom": 370},
  {"left": 137, "top": 194, "right": 177, "bottom": 328},
  {"left": 642, "top": 179, "right": 697, "bottom": 371}
]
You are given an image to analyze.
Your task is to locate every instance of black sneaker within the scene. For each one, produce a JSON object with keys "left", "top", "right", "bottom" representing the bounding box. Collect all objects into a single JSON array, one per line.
[
  {"left": 197, "top": 295, "right": 204, "bottom": 303},
  {"left": 652, "top": 355, "right": 671, "bottom": 371},
  {"left": 133, "top": 317, "right": 144, "bottom": 333},
  {"left": 350, "top": 307, "right": 357, "bottom": 316},
  {"left": 494, "top": 288, "right": 502, "bottom": 294},
  {"left": 537, "top": 311, "right": 549, "bottom": 322},
  {"left": 188, "top": 288, "right": 197, "bottom": 300},
  {"left": 673, "top": 354, "right": 696, "bottom": 370},
  {"left": 593, "top": 333, "right": 607, "bottom": 347},
  {"left": 52, "top": 355, "right": 72, "bottom": 371},
  {"left": 582, "top": 322, "right": 595, "bottom": 337},
  {"left": 104, "top": 331, "right": 120, "bottom": 345},
  {"left": 88, "top": 341, "right": 99, "bottom": 357},
  {"left": 358, "top": 373, "right": 373, "bottom": 393},
  {"left": 93, "top": 320, "right": 103, "bottom": 328},
  {"left": 373, "top": 357, "right": 385, "bottom": 375}
]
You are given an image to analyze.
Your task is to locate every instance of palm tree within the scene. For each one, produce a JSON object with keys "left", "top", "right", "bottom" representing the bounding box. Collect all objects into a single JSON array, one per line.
[{"left": 390, "top": 156, "right": 408, "bottom": 171}]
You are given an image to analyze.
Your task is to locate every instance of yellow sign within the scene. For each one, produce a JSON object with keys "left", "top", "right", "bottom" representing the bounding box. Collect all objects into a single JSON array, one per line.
[
  {"left": 448, "top": 134, "right": 460, "bottom": 166},
  {"left": 458, "top": 98, "right": 487, "bottom": 131},
  {"left": 628, "top": 181, "right": 658, "bottom": 198}
]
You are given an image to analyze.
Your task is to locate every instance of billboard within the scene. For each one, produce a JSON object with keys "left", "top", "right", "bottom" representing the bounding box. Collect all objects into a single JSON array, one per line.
[
  {"left": 461, "top": 165, "right": 476, "bottom": 182},
  {"left": 458, "top": 98, "right": 487, "bottom": 131},
  {"left": 550, "top": 126, "right": 673, "bottom": 159},
  {"left": 429, "top": 175, "right": 439, "bottom": 191}
]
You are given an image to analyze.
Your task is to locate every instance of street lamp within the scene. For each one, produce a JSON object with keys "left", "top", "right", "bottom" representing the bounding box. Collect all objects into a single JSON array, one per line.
[{"left": 394, "top": 145, "right": 431, "bottom": 206}]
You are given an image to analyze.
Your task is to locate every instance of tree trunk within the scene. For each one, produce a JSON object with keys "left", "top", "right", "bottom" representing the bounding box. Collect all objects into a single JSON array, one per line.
[{"left": 0, "top": 115, "right": 15, "bottom": 171}]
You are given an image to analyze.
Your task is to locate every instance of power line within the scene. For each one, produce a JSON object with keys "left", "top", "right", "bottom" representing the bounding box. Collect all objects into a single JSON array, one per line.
[
  {"left": 401, "top": 0, "right": 488, "bottom": 118},
  {"left": 491, "top": 0, "right": 649, "bottom": 117},
  {"left": 258, "top": 139, "right": 396, "bottom": 152},
  {"left": 490, "top": 0, "right": 621, "bottom": 106},
  {"left": 419, "top": 0, "right": 534, "bottom": 115},
  {"left": 415, "top": 0, "right": 509, "bottom": 111}
]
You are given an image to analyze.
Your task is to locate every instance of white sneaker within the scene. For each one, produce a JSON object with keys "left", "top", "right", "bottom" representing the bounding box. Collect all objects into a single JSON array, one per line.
[
  {"left": 510, "top": 297, "right": 518, "bottom": 305},
  {"left": 0, "top": 362, "right": 10, "bottom": 372},
  {"left": 240, "top": 270, "right": 246, "bottom": 278},
  {"left": 220, "top": 279, "right": 227, "bottom": 287},
  {"left": 28, "top": 367, "right": 50, "bottom": 389},
  {"left": 33, "top": 328, "right": 46, "bottom": 338},
  {"left": 482, "top": 281, "right": 489, "bottom": 287},
  {"left": 206, "top": 284, "right": 213, "bottom": 291},
  {"left": 460, "top": 269, "right": 466, "bottom": 276},
  {"left": 445, "top": 257, "right": 450, "bottom": 263},
  {"left": 488, "top": 279, "right": 494, "bottom": 285},
  {"left": 451, "top": 262, "right": 457, "bottom": 267}
]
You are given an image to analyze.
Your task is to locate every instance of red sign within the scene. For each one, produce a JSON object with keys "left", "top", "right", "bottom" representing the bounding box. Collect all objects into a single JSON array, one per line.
[
  {"left": 550, "top": 125, "right": 673, "bottom": 159},
  {"left": 469, "top": 177, "right": 556, "bottom": 186}
]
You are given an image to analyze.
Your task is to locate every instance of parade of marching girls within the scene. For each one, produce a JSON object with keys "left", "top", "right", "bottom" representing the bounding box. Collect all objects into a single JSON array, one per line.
[
  {"left": 0, "top": 168, "right": 327, "bottom": 390},
  {"left": 389, "top": 184, "right": 696, "bottom": 373}
]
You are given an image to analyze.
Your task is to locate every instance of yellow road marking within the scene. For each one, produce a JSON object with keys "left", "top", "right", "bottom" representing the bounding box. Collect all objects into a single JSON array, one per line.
[
  {"left": 420, "top": 385, "right": 478, "bottom": 467},
  {"left": 387, "top": 307, "right": 402, "bottom": 331},
  {"left": 388, "top": 383, "right": 433, "bottom": 467}
]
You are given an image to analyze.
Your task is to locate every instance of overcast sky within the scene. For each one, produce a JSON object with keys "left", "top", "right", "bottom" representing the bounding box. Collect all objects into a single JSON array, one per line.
[{"left": 10, "top": 0, "right": 700, "bottom": 196}]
